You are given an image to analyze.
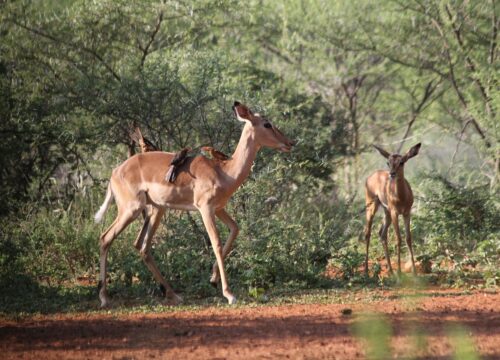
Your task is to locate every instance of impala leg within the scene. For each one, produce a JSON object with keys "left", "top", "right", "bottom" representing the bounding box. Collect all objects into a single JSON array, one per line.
[
  {"left": 135, "top": 205, "right": 155, "bottom": 250},
  {"left": 364, "top": 200, "right": 379, "bottom": 275},
  {"left": 390, "top": 211, "right": 402, "bottom": 275},
  {"left": 199, "top": 206, "right": 236, "bottom": 304},
  {"left": 210, "top": 209, "right": 239, "bottom": 285},
  {"left": 403, "top": 214, "right": 417, "bottom": 275},
  {"left": 99, "top": 208, "right": 142, "bottom": 308},
  {"left": 379, "top": 209, "right": 394, "bottom": 275},
  {"left": 134, "top": 214, "right": 150, "bottom": 250},
  {"left": 138, "top": 207, "right": 182, "bottom": 305}
]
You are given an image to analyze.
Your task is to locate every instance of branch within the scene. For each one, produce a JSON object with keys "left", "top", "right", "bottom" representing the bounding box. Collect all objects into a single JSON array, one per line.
[
  {"left": 430, "top": 13, "right": 491, "bottom": 148},
  {"left": 490, "top": 0, "right": 498, "bottom": 65},
  {"left": 139, "top": 12, "right": 164, "bottom": 68},
  {"left": 445, "top": 4, "right": 495, "bottom": 119},
  {"left": 258, "top": 38, "right": 295, "bottom": 65},
  {"left": 448, "top": 57, "right": 490, "bottom": 147},
  {"left": 398, "top": 79, "right": 441, "bottom": 152},
  {"left": 10, "top": 19, "right": 121, "bottom": 83},
  {"left": 446, "top": 119, "right": 472, "bottom": 177}
]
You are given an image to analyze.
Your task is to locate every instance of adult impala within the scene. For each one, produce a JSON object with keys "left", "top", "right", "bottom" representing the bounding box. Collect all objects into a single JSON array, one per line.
[
  {"left": 94, "top": 102, "right": 294, "bottom": 306},
  {"left": 364, "top": 143, "right": 421, "bottom": 276}
]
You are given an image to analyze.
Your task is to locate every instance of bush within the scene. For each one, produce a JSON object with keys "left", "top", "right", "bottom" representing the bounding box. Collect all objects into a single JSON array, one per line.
[
  {"left": 0, "top": 174, "right": 365, "bottom": 299},
  {"left": 0, "top": 195, "right": 101, "bottom": 287},
  {"left": 413, "top": 176, "right": 500, "bottom": 258}
]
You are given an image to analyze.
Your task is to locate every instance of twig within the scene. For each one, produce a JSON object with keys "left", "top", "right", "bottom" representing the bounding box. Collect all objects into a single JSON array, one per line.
[
  {"left": 397, "top": 79, "right": 441, "bottom": 153},
  {"left": 430, "top": 14, "right": 491, "bottom": 148},
  {"left": 378, "top": 124, "right": 439, "bottom": 147},
  {"left": 10, "top": 20, "right": 121, "bottom": 82},
  {"left": 490, "top": 0, "right": 498, "bottom": 65},
  {"left": 445, "top": 4, "right": 495, "bottom": 119},
  {"left": 446, "top": 119, "right": 472, "bottom": 177},
  {"left": 139, "top": 12, "right": 164, "bottom": 68}
]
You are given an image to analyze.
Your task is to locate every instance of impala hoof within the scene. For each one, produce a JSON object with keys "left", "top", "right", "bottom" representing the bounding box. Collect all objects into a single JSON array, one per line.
[{"left": 226, "top": 295, "right": 237, "bottom": 305}]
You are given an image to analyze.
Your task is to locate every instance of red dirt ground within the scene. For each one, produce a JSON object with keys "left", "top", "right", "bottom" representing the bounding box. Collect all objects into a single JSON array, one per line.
[{"left": 0, "top": 289, "right": 498, "bottom": 359}]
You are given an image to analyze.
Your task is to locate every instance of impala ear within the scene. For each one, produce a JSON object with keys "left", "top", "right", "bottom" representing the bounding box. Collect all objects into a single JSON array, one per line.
[
  {"left": 402, "top": 143, "right": 421, "bottom": 162},
  {"left": 373, "top": 145, "right": 391, "bottom": 159},
  {"left": 233, "top": 101, "right": 254, "bottom": 123}
]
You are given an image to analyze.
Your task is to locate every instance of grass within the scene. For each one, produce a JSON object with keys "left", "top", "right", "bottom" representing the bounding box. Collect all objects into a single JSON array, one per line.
[{"left": 0, "top": 273, "right": 491, "bottom": 320}]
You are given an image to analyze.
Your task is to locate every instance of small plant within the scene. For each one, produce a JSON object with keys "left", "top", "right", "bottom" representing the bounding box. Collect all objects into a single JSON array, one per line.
[
  {"left": 353, "top": 313, "right": 392, "bottom": 359},
  {"left": 447, "top": 325, "right": 481, "bottom": 360},
  {"left": 248, "top": 286, "right": 268, "bottom": 302},
  {"left": 416, "top": 254, "right": 433, "bottom": 274},
  {"left": 328, "top": 246, "right": 365, "bottom": 280}
]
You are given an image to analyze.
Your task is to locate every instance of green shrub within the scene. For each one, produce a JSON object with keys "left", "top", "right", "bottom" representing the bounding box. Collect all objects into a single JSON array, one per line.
[{"left": 413, "top": 176, "right": 500, "bottom": 259}]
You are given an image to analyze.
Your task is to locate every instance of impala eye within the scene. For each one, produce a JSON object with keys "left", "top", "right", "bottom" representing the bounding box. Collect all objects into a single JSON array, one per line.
[{"left": 264, "top": 123, "right": 272, "bottom": 129}]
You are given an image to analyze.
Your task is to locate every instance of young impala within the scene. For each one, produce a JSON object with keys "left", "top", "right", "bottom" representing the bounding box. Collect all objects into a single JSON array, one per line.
[
  {"left": 94, "top": 102, "right": 294, "bottom": 307},
  {"left": 364, "top": 143, "right": 421, "bottom": 276}
]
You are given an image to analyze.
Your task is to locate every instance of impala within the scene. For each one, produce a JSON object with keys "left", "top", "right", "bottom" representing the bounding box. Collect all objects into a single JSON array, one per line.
[
  {"left": 364, "top": 143, "right": 421, "bottom": 276},
  {"left": 94, "top": 102, "right": 294, "bottom": 307}
]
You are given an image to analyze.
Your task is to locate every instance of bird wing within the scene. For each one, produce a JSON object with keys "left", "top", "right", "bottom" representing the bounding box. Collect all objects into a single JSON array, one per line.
[
  {"left": 142, "top": 137, "right": 159, "bottom": 152},
  {"left": 130, "top": 127, "right": 159, "bottom": 153},
  {"left": 169, "top": 148, "right": 190, "bottom": 166},
  {"left": 213, "top": 149, "right": 230, "bottom": 160}
]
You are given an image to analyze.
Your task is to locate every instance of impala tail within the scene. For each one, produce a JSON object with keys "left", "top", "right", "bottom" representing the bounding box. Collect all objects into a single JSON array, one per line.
[{"left": 94, "top": 183, "right": 114, "bottom": 223}]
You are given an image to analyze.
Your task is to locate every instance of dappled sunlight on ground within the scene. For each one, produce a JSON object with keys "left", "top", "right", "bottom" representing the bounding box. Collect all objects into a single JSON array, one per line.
[{"left": 1, "top": 289, "right": 498, "bottom": 359}]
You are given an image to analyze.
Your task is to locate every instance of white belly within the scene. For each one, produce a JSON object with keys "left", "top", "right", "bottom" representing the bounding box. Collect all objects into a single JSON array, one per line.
[{"left": 164, "top": 203, "right": 197, "bottom": 211}]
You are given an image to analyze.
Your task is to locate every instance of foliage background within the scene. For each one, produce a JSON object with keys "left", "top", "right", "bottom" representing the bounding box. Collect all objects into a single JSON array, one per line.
[{"left": 0, "top": 0, "right": 498, "bottom": 306}]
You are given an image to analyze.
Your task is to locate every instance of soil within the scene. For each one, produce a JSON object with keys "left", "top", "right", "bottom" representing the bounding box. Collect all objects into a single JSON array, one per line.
[{"left": 0, "top": 289, "right": 498, "bottom": 359}]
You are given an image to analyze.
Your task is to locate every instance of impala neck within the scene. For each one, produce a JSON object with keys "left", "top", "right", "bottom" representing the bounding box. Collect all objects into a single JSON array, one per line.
[
  {"left": 223, "top": 123, "right": 260, "bottom": 189},
  {"left": 389, "top": 171, "right": 406, "bottom": 195}
]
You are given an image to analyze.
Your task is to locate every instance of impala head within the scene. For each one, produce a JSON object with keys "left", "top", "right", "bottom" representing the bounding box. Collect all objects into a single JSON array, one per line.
[
  {"left": 374, "top": 143, "right": 421, "bottom": 179},
  {"left": 233, "top": 101, "right": 294, "bottom": 152}
]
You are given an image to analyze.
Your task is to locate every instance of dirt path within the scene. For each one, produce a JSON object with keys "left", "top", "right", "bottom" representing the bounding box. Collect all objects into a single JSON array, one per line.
[{"left": 1, "top": 289, "right": 498, "bottom": 359}]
